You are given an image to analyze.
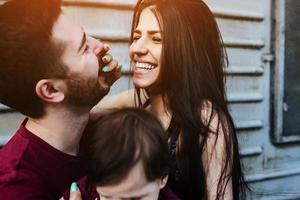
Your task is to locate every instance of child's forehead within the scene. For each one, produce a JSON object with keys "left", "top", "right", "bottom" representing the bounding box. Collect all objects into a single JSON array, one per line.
[{"left": 96, "top": 161, "right": 159, "bottom": 197}]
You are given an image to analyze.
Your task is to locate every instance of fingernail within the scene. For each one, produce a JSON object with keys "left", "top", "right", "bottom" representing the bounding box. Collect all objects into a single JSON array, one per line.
[
  {"left": 102, "top": 56, "right": 108, "bottom": 63},
  {"left": 70, "top": 182, "right": 78, "bottom": 192},
  {"left": 104, "top": 44, "right": 110, "bottom": 50},
  {"left": 102, "top": 66, "right": 110, "bottom": 72}
]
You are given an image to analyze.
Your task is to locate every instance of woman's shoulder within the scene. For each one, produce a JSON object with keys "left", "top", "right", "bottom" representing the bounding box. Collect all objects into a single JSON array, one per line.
[
  {"left": 198, "top": 100, "right": 234, "bottom": 158},
  {"left": 197, "top": 100, "right": 234, "bottom": 159},
  {"left": 198, "top": 101, "right": 236, "bottom": 199},
  {"left": 198, "top": 100, "right": 232, "bottom": 134},
  {"left": 199, "top": 100, "right": 213, "bottom": 125}
]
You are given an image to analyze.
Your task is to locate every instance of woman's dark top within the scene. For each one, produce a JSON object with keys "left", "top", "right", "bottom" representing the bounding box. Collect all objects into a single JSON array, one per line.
[
  {"left": 166, "top": 116, "right": 190, "bottom": 200},
  {"left": 143, "top": 99, "right": 189, "bottom": 199}
]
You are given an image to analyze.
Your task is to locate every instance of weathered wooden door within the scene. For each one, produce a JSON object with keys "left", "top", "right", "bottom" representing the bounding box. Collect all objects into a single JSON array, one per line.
[{"left": 1, "top": 1, "right": 300, "bottom": 199}]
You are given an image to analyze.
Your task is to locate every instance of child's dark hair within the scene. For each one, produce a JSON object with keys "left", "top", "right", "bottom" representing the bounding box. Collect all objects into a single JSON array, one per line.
[{"left": 82, "top": 108, "right": 170, "bottom": 186}]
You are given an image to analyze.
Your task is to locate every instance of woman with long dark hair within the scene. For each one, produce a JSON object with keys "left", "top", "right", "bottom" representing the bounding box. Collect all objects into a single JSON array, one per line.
[{"left": 92, "top": 0, "right": 247, "bottom": 199}]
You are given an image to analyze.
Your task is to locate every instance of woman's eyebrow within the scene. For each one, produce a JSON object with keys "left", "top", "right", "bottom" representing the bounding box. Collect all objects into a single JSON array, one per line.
[
  {"left": 148, "top": 30, "right": 161, "bottom": 34},
  {"left": 133, "top": 29, "right": 141, "bottom": 34},
  {"left": 133, "top": 29, "right": 161, "bottom": 34}
]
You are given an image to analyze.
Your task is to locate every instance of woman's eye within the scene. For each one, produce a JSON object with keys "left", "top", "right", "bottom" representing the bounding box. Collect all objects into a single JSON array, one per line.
[
  {"left": 152, "top": 37, "right": 162, "bottom": 42},
  {"left": 132, "top": 36, "right": 140, "bottom": 41}
]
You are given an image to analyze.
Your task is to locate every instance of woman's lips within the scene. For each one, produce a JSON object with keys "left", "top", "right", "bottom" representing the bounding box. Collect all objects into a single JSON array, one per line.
[{"left": 134, "top": 62, "right": 157, "bottom": 74}]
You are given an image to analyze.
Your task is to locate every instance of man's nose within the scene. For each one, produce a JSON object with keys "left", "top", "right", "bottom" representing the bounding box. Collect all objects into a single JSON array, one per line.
[{"left": 88, "top": 36, "right": 104, "bottom": 55}]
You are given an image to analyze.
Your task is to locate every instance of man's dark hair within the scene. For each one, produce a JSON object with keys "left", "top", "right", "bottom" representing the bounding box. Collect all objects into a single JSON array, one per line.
[
  {"left": 82, "top": 108, "right": 170, "bottom": 186},
  {"left": 0, "top": 0, "right": 67, "bottom": 118}
]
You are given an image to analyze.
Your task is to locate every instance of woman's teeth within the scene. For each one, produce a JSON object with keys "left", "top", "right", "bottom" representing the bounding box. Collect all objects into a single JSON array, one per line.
[{"left": 136, "top": 62, "right": 156, "bottom": 70}]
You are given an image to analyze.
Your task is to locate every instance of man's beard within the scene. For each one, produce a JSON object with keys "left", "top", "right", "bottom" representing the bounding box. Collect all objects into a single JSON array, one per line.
[{"left": 64, "top": 77, "right": 109, "bottom": 109}]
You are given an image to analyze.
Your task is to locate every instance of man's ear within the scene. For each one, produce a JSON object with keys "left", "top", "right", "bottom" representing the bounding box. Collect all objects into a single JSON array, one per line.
[
  {"left": 159, "top": 175, "right": 168, "bottom": 189},
  {"left": 35, "top": 79, "right": 66, "bottom": 103}
]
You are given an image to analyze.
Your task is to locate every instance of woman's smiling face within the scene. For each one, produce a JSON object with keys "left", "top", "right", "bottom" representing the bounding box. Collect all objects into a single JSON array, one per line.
[{"left": 129, "top": 7, "right": 162, "bottom": 90}]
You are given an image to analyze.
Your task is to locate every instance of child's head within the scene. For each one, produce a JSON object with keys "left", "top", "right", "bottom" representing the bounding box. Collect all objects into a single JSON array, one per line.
[{"left": 82, "top": 108, "right": 170, "bottom": 200}]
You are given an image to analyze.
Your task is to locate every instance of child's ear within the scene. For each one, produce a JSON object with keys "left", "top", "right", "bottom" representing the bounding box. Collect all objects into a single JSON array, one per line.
[
  {"left": 35, "top": 79, "right": 67, "bottom": 103},
  {"left": 159, "top": 175, "right": 168, "bottom": 189}
]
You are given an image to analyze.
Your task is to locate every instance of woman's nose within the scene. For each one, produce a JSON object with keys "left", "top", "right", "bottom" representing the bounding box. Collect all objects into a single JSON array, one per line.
[{"left": 131, "top": 39, "right": 148, "bottom": 55}]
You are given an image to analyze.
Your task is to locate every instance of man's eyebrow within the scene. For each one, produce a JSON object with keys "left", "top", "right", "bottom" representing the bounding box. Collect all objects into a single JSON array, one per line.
[{"left": 78, "top": 31, "right": 86, "bottom": 52}]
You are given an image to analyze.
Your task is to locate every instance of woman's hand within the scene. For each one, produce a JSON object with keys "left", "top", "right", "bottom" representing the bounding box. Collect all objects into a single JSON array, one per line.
[
  {"left": 59, "top": 182, "right": 82, "bottom": 200},
  {"left": 98, "top": 44, "right": 122, "bottom": 88},
  {"left": 69, "top": 182, "right": 82, "bottom": 200}
]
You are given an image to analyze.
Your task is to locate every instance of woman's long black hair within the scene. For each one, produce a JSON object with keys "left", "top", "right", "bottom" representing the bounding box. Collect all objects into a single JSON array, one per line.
[{"left": 131, "top": 0, "right": 248, "bottom": 199}]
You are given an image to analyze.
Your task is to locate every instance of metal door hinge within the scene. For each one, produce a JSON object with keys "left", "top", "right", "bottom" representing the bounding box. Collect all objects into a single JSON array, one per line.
[{"left": 261, "top": 53, "right": 275, "bottom": 63}]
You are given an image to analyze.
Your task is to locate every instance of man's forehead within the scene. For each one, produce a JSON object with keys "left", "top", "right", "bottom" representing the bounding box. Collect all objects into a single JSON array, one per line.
[{"left": 51, "top": 14, "right": 82, "bottom": 45}]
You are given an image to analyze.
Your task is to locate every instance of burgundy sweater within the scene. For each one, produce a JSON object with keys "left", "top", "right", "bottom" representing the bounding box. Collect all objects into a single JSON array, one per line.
[{"left": 0, "top": 120, "right": 85, "bottom": 199}]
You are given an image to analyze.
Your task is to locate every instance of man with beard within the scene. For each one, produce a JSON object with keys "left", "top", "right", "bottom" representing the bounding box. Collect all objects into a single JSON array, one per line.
[{"left": 0, "top": 0, "right": 120, "bottom": 199}]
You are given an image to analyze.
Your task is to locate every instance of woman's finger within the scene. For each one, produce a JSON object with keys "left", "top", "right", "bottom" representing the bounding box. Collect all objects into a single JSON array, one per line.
[
  {"left": 97, "top": 43, "right": 110, "bottom": 58},
  {"left": 98, "top": 53, "right": 113, "bottom": 68},
  {"left": 101, "top": 53, "right": 113, "bottom": 64},
  {"left": 69, "top": 182, "right": 82, "bottom": 200},
  {"left": 101, "top": 59, "right": 119, "bottom": 73}
]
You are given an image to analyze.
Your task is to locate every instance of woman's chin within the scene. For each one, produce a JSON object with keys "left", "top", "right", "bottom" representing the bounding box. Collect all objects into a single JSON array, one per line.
[{"left": 133, "top": 80, "right": 152, "bottom": 89}]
